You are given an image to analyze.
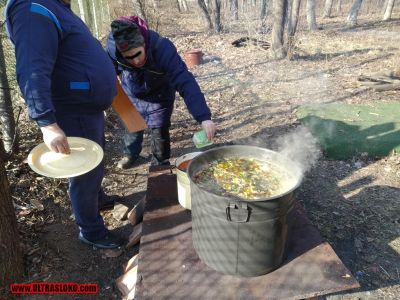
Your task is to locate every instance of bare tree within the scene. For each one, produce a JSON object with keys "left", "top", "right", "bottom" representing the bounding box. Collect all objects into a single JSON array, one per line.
[
  {"left": 99, "top": 0, "right": 111, "bottom": 37},
  {"left": 0, "top": 140, "right": 23, "bottom": 287},
  {"left": 381, "top": 0, "right": 389, "bottom": 14},
  {"left": 287, "top": 0, "right": 302, "bottom": 58},
  {"left": 260, "top": 0, "right": 269, "bottom": 20},
  {"left": 91, "top": 0, "right": 99, "bottom": 38},
  {"left": 231, "top": 0, "right": 239, "bottom": 20},
  {"left": 260, "top": 0, "right": 270, "bottom": 31},
  {"left": 198, "top": 0, "right": 214, "bottom": 30},
  {"left": 77, "top": 0, "right": 86, "bottom": 22},
  {"left": 336, "top": 0, "right": 343, "bottom": 14},
  {"left": 132, "top": 0, "right": 146, "bottom": 20},
  {"left": 177, "top": 0, "right": 189, "bottom": 12},
  {"left": 322, "top": 0, "right": 334, "bottom": 18},
  {"left": 241, "top": 0, "right": 247, "bottom": 12},
  {"left": 149, "top": 0, "right": 158, "bottom": 8},
  {"left": 347, "top": 0, "right": 363, "bottom": 26},
  {"left": 383, "top": 0, "right": 396, "bottom": 20},
  {"left": 288, "top": 0, "right": 302, "bottom": 36},
  {"left": 0, "top": 31, "right": 17, "bottom": 154},
  {"left": 214, "top": 0, "right": 223, "bottom": 32},
  {"left": 82, "top": 0, "right": 94, "bottom": 33},
  {"left": 271, "top": 0, "right": 288, "bottom": 59},
  {"left": 306, "top": 0, "right": 317, "bottom": 30}
]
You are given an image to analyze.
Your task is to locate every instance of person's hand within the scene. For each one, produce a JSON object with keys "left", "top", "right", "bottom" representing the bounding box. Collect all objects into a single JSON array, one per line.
[
  {"left": 201, "top": 120, "right": 216, "bottom": 140},
  {"left": 40, "top": 123, "right": 70, "bottom": 154}
]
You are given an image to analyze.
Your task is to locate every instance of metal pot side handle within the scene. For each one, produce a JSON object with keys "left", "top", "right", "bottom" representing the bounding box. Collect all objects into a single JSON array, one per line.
[{"left": 226, "top": 202, "right": 250, "bottom": 223}]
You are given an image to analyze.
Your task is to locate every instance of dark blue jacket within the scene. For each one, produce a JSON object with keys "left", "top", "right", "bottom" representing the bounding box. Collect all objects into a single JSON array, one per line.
[
  {"left": 106, "top": 30, "right": 211, "bottom": 127},
  {"left": 5, "top": 0, "right": 117, "bottom": 126}
]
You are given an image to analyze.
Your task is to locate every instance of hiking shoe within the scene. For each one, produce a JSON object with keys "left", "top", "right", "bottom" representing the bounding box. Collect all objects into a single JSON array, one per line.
[
  {"left": 117, "top": 156, "right": 137, "bottom": 169},
  {"left": 78, "top": 232, "right": 123, "bottom": 249}
]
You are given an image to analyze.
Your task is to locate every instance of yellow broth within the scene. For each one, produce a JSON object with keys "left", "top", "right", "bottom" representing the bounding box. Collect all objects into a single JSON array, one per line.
[{"left": 193, "top": 157, "right": 292, "bottom": 200}]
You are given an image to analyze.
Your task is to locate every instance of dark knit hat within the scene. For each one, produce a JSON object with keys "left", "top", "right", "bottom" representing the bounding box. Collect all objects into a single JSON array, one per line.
[{"left": 111, "top": 20, "right": 145, "bottom": 52}]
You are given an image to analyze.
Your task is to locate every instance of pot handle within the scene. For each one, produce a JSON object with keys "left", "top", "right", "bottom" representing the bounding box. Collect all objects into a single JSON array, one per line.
[{"left": 226, "top": 203, "right": 250, "bottom": 223}]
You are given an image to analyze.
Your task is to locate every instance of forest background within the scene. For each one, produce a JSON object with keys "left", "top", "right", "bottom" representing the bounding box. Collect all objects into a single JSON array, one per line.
[{"left": 0, "top": 0, "right": 399, "bottom": 299}]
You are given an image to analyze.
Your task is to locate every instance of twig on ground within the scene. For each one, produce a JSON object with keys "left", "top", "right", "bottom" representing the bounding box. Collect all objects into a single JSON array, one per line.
[{"left": 379, "top": 265, "right": 391, "bottom": 279}]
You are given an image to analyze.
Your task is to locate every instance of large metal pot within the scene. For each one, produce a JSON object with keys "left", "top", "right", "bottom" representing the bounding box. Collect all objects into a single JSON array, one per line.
[{"left": 187, "top": 145, "right": 303, "bottom": 277}]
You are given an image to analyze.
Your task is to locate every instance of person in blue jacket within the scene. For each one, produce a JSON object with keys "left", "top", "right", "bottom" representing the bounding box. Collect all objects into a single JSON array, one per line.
[
  {"left": 5, "top": 0, "right": 122, "bottom": 249},
  {"left": 106, "top": 16, "right": 216, "bottom": 169}
]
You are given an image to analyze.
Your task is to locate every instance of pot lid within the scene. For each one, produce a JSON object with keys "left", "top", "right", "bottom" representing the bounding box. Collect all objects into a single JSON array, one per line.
[{"left": 27, "top": 137, "right": 104, "bottom": 178}]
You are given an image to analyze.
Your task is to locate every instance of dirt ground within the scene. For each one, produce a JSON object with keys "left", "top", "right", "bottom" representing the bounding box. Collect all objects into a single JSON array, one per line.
[{"left": 3, "top": 5, "right": 400, "bottom": 300}]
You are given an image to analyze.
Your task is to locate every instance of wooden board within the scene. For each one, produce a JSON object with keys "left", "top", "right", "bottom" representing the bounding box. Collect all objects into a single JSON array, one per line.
[
  {"left": 112, "top": 80, "right": 147, "bottom": 133},
  {"left": 135, "top": 166, "right": 360, "bottom": 300}
]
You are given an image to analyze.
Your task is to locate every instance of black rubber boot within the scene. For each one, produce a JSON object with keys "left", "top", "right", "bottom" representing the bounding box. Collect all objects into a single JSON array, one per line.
[{"left": 150, "top": 127, "right": 171, "bottom": 166}]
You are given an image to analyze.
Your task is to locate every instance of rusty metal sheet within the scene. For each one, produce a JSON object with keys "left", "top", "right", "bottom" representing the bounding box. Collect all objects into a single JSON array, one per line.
[{"left": 136, "top": 166, "right": 360, "bottom": 300}]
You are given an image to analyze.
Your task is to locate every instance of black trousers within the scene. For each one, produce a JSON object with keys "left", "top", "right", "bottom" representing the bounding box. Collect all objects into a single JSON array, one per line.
[{"left": 123, "top": 126, "right": 171, "bottom": 166}]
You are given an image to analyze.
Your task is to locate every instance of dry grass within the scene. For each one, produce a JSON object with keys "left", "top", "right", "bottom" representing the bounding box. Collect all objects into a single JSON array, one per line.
[{"left": 2, "top": 1, "right": 400, "bottom": 298}]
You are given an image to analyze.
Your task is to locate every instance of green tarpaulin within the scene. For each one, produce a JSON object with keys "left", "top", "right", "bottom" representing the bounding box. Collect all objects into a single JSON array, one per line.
[{"left": 296, "top": 102, "right": 400, "bottom": 159}]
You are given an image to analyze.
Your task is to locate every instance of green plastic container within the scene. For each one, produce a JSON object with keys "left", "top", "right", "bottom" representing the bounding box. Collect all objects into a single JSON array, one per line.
[{"left": 192, "top": 130, "right": 213, "bottom": 148}]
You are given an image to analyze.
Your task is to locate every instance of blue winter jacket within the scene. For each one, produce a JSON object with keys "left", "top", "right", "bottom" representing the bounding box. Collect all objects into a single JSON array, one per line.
[
  {"left": 106, "top": 30, "right": 211, "bottom": 128},
  {"left": 5, "top": 0, "right": 117, "bottom": 127}
]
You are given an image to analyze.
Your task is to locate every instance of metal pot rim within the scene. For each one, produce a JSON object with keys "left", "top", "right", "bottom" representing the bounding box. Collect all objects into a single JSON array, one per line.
[{"left": 187, "top": 145, "right": 303, "bottom": 202}]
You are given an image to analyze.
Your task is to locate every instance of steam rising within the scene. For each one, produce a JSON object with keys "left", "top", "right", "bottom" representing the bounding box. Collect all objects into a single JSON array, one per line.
[{"left": 275, "top": 126, "right": 321, "bottom": 175}]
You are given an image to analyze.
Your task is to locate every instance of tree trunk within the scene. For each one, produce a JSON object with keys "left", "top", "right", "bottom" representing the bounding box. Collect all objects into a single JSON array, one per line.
[
  {"left": 176, "top": 0, "right": 182, "bottom": 12},
  {"left": 150, "top": 0, "right": 158, "bottom": 8},
  {"left": 231, "top": 0, "right": 239, "bottom": 20},
  {"left": 0, "top": 33, "right": 17, "bottom": 154},
  {"left": 132, "top": 0, "right": 146, "bottom": 20},
  {"left": 288, "top": 0, "right": 301, "bottom": 36},
  {"left": 336, "top": 0, "right": 342, "bottom": 14},
  {"left": 91, "top": 0, "right": 99, "bottom": 38},
  {"left": 198, "top": 0, "right": 214, "bottom": 30},
  {"left": 83, "top": 0, "right": 94, "bottom": 32},
  {"left": 347, "top": 0, "right": 363, "bottom": 26},
  {"left": 271, "top": 0, "right": 288, "bottom": 59},
  {"left": 241, "top": 0, "right": 247, "bottom": 12},
  {"left": 77, "top": 0, "right": 86, "bottom": 22},
  {"left": 213, "top": 0, "right": 223, "bottom": 32},
  {"left": 383, "top": 0, "right": 395, "bottom": 20},
  {"left": 306, "top": 0, "right": 317, "bottom": 30},
  {"left": 180, "top": 0, "right": 189, "bottom": 11},
  {"left": 0, "top": 140, "right": 23, "bottom": 287},
  {"left": 381, "top": 0, "right": 389, "bottom": 14},
  {"left": 322, "top": 0, "right": 334, "bottom": 18},
  {"left": 99, "top": 0, "right": 110, "bottom": 38},
  {"left": 101, "top": 0, "right": 111, "bottom": 26},
  {"left": 260, "top": 0, "right": 269, "bottom": 20}
]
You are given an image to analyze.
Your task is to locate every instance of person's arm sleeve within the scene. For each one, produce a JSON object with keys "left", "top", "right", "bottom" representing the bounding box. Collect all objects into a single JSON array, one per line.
[
  {"left": 157, "top": 39, "right": 211, "bottom": 123},
  {"left": 11, "top": 2, "right": 60, "bottom": 126}
]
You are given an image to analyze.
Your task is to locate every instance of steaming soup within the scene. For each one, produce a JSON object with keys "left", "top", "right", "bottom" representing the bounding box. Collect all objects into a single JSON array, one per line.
[{"left": 193, "top": 157, "right": 293, "bottom": 200}]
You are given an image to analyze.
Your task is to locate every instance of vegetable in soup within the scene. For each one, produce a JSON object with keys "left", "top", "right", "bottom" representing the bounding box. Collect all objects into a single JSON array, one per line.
[{"left": 193, "top": 157, "right": 290, "bottom": 199}]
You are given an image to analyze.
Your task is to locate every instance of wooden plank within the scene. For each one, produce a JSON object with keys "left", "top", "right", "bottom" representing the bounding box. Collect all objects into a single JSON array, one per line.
[
  {"left": 136, "top": 166, "right": 359, "bottom": 300},
  {"left": 111, "top": 80, "right": 147, "bottom": 133}
]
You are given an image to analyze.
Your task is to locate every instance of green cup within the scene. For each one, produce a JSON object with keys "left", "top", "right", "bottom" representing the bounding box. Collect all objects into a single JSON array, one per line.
[{"left": 193, "top": 130, "right": 213, "bottom": 148}]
